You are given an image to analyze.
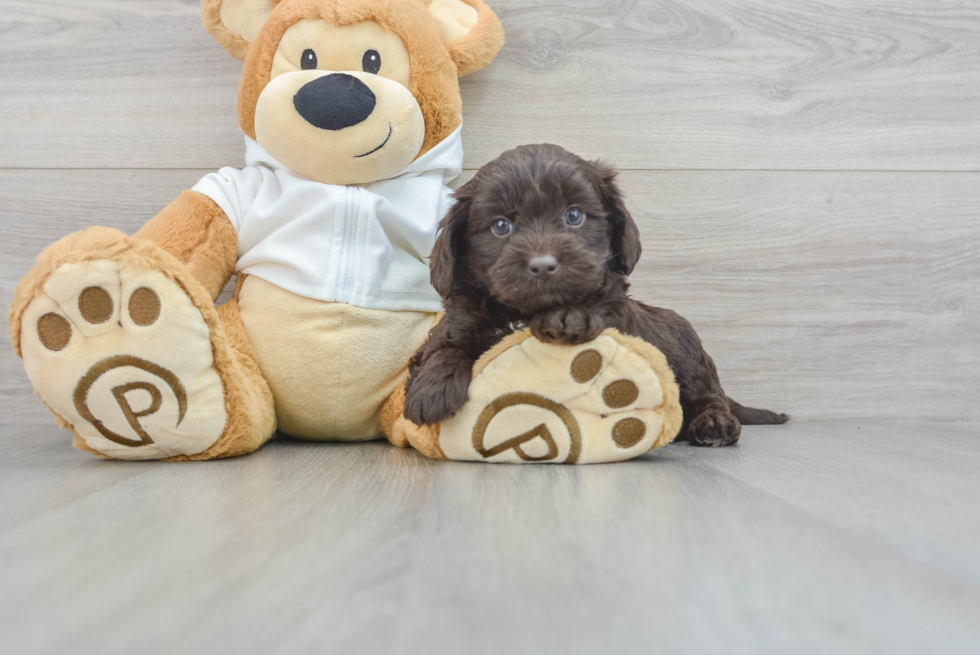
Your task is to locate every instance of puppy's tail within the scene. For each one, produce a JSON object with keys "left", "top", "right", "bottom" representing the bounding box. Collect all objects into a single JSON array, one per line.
[{"left": 727, "top": 398, "right": 790, "bottom": 425}]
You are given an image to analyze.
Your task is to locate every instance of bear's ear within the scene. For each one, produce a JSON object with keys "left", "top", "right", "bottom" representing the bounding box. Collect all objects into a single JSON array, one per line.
[
  {"left": 428, "top": 0, "right": 505, "bottom": 77},
  {"left": 201, "top": 0, "right": 278, "bottom": 60}
]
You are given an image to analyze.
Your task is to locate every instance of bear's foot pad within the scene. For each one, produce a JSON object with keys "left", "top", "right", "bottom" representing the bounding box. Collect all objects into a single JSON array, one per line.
[
  {"left": 435, "top": 329, "right": 682, "bottom": 464},
  {"left": 20, "top": 259, "right": 227, "bottom": 460}
]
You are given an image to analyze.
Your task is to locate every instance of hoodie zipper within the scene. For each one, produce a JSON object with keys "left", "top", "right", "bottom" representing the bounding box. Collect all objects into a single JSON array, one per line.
[{"left": 338, "top": 185, "right": 361, "bottom": 303}]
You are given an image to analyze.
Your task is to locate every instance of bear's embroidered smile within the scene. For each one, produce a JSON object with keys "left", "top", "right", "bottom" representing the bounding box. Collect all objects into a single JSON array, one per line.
[
  {"left": 206, "top": 0, "right": 507, "bottom": 187},
  {"left": 254, "top": 16, "right": 426, "bottom": 185},
  {"left": 355, "top": 124, "right": 394, "bottom": 158}
]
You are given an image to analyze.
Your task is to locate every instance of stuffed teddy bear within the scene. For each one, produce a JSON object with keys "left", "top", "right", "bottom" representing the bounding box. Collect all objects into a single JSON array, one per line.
[{"left": 9, "top": 0, "right": 683, "bottom": 464}]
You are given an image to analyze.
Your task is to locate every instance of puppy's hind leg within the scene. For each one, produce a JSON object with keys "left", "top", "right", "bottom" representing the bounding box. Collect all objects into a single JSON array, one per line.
[{"left": 681, "top": 352, "right": 742, "bottom": 447}]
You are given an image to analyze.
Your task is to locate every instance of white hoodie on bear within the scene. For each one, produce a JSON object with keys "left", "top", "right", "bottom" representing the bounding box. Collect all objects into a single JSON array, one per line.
[{"left": 192, "top": 126, "right": 463, "bottom": 313}]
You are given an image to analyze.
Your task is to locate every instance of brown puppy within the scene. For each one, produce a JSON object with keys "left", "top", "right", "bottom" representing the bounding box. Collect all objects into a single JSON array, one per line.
[{"left": 404, "top": 144, "right": 787, "bottom": 446}]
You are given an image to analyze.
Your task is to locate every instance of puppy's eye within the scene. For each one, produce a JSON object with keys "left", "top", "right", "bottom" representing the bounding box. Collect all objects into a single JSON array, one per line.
[
  {"left": 563, "top": 207, "right": 585, "bottom": 227},
  {"left": 301, "top": 49, "right": 318, "bottom": 70},
  {"left": 491, "top": 218, "right": 513, "bottom": 237},
  {"left": 362, "top": 50, "right": 381, "bottom": 74}
]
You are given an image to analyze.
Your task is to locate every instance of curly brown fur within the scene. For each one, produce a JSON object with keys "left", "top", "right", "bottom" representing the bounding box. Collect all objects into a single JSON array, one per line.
[{"left": 404, "top": 144, "right": 788, "bottom": 446}]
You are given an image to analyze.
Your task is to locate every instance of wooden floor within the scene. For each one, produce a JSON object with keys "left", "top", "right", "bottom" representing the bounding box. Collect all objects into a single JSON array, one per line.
[
  {"left": 1, "top": 1, "right": 979, "bottom": 652},
  {"left": 1, "top": 420, "right": 978, "bottom": 654}
]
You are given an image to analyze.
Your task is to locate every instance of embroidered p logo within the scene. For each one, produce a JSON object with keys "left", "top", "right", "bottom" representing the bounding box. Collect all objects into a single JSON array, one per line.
[
  {"left": 73, "top": 355, "right": 187, "bottom": 448},
  {"left": 471, "top": 392, "right": 583, "bottom": 464}
]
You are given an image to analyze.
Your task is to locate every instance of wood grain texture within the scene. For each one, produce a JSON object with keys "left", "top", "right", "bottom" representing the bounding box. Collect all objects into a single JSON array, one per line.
[
  {"left": 616, "top": 169, "right": 980, "bottom": 422},
  {"left": 1, "top": 0, "right": 978, "bottom": 170},
  {"left": 1, "top": 420, "right": 978, "bottom": 654},
  {"left": 3, "top": 168, "right": 977, "bottom": 423}
]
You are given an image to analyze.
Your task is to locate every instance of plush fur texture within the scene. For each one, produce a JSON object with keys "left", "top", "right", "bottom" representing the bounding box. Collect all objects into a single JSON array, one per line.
[
  {"left": 383, "top": 375, "right": 448, "bottom": 459},
  {"left": 202, "top": 0, "right": 282, "bottom": 60},
  {"left": 10, "top": 228, "right": 277, "bottom": 460},
  {"left": 404, "top": 144, "right": 789, "bottom": 447},
  {"left": 430, "top": 0, "right": 505, "bottom": 76},
  {"left": 10, "top": 0, "right": 504, "bottom": 460},
  {"left": 237, "top": 275, "right": 436, "bottom": 440},
  {"left": 387, "top": 326, "right": 683, "bottom": 463},
  {"left": 134, "top": 190, "right": 239, "bottom": 301},
  {"left": 218, "top": 0, "right": 503, "bottom": 157}
]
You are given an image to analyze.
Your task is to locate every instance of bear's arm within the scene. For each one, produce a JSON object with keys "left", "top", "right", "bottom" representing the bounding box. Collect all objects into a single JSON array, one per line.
[{"left": 134, "top": 190, "right": 238, "bottom": 302}]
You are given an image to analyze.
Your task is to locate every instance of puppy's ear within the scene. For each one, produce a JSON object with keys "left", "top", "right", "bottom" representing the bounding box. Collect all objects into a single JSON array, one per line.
[
  {"left": 201, "top": 0, "right": 277, "bottom": 60},
  {"left": 592, "top": 161, "right": 642, "bottom": 276},
  {"left": 430, "top": 192, "right": 472, "bottom": 299}
]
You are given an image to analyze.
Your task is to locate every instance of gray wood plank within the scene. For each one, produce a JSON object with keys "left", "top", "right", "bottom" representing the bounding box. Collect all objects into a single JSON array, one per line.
[
  {"left": 0, "top": 426, "right": 439, "bottom": 654},
  {"left": 668, "top": 420, "right": 980, "bottom": 579},
  {"left": 3, "top": 169, "right": 977, "bottom": 424},
  {"left": 1, "top": 420, "right": 978, "bottom": 654},
  {"left": 397, "top": 422, "right": 980, "bottom": 655},
  {"left": 615, "top": 169, "right": 980, "bottom": 422},
  {"left": 1, "top": 0, "right": 978, "bottom": 170}
]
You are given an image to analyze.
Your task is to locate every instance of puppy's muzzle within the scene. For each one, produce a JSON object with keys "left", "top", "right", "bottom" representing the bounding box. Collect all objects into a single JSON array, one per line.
[{"left": 293, "top": 73, "right": 376, "bottom": 130}]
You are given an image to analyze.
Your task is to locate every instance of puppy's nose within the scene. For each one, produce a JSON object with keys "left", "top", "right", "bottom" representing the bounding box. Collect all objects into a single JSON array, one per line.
[
  {"left": 293, "top": 73, "right": 376, "bottom": 130},
  {"left": 528, "top": 255, "right": 559, "bottom": 278}
]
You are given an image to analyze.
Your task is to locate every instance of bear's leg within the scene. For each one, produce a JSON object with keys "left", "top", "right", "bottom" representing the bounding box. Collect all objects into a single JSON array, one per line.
[
  {"left": 384, "top": 329, "right": 685, "bottom": 464},
  {"left": 11, "top": 227, "right": 276, "bottom": 460},
  {"left": 381, "top": 376, "right": 447, "bottom": 460}
]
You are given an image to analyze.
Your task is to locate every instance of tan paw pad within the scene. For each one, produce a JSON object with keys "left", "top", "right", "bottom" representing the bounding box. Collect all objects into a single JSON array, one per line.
[
  {"left": 437, "top": 330, "right": 682, "bottom": 464},
  {"left": 20, "top": 261, "right": 227, "bottom": 460}
]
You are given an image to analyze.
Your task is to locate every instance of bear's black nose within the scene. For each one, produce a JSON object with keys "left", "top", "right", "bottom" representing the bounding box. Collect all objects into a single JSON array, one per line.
[{"left": 293, "top": 73, "right": 376, "bottom": 131}]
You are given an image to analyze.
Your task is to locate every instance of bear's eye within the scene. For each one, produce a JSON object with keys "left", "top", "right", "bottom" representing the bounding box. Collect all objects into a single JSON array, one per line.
[
  {"left": 301, "top": 49, "right": 318, "bottom": 70},
  {"left": 563, "top": 207, "right": 585, "bottom": 227},
  {"left": 362, "top": 50, "right": 381, "bottom": 74},
  {"left": 491, "top": 218, "right": 513, "bottom": 237}
]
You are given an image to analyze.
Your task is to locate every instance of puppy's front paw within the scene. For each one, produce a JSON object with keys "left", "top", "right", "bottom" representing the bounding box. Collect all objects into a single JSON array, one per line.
[
  {"left": 530, "top": 306, "right": 604, "bottom": 345},
  {"left": 404, "top": 367, "right": 471, "bottom": 426}
]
